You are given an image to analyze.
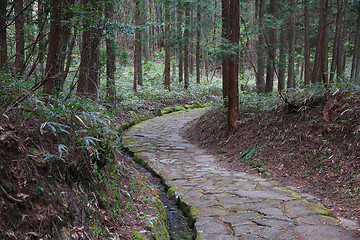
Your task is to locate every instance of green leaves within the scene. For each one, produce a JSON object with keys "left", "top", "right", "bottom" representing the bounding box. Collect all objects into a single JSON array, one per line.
[{"left": 40, "top": 122, "right": 70, "bottom": 136}]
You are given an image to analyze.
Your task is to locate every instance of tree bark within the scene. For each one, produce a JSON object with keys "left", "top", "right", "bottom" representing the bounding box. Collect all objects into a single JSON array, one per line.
[
  {"left": 196, "top": 2, "right": 201, "bottom": 84},
  {"left": 265, "top": 0, "right": 277, "bottom": 93},
  {"left": 287, "top": 0, "right": 296, "bottom": 89},
  {"left": 105, "top": 0, "right": 116, "bottom": 105},
  {"left": 78, "top": 0, "right": 101, "bottom": 99},
  {"left": 351, "top": 3, "right": 360, "bottom": 80},
  {"left": 15, "top": 0, "right": 25, "bottom": 73},
  {"left": 311, "top": 0, "right": 329, "bottom": 84},
  {"left": 256, "top": 0, "right": 266, "bottom": 93},
  {"left": 222, "top": 0, "right": 240, "bottom": 132},
  {"left": 304, "top": 0, "right": 310, "bottom": 86},
  {"left": 177, "top": 0, "right": 183, "bottom": 82},
  {"left": 43, "top": 0, "right": 62, "bottom": 95},
  {"left": 278, "top": 20, "right": 286, "bottom": 92},
  {"left": 164, "top": 0, "right": 171, "bottom": 89},
  {"left": 183, "top": 1, "right": 190, "bottom": 89},
  {"left": 0, "top": 0, "right": 7, "bottom": 67}
]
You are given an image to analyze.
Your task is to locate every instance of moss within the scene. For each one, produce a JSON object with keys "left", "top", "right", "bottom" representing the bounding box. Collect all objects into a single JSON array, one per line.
[
  {"left": 130, "top": 111, "right": 141, "bottom": 123},
  {"left": 116, "top": 122, "right": 130, "bottom": 132},
  {"left": 192, "top": 101, "right": 203, "bottom": 108},
  {"left": 185, "top": 105, "right": 195, "bottom": 109},
  {"left": 155, "top": 109, "right": 162, "bottom": 116},
  {"left": 308, "top": 203, "right": 331, "bottom": 216},
  {"left": 131, "top": 231, "right": 145, "bottom": 240},
  {"left": 163, "top": 107, "right": 175, "bottom": 113},
  {"left": 161, "top": 110, "right": 167, "bottom": 115},
  {"left": 273, "top": 186, "right": 302, "bottom": 199},
  {"left": 167, "top": 187, "right": 179, "bottom": 200},
  {"left": 146, "top": 197, "right": 170, "bottom": 240},
  {"left": 175, "top": 106, "right": 186, "bottom": 112},
  {"left": 140, "top": 115, "right": 146, "bottom": 121},
  {"left": 147, "top": 113, "right": 156, "bottom": 120}
]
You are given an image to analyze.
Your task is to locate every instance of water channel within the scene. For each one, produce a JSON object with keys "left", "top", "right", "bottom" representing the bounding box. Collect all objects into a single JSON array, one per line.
[{"left": 122, "top": 152, "right": 194, "bottom": 239}]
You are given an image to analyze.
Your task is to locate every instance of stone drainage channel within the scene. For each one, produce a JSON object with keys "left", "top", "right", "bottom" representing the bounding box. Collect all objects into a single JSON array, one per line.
[{"left": 123, "top": 153, "right": 194, "bottom": 239}]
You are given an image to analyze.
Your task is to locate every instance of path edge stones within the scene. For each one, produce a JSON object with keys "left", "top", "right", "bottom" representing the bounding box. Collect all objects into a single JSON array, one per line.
[{"left": 121, "top": 117, "right": 199, "bottom": 237}]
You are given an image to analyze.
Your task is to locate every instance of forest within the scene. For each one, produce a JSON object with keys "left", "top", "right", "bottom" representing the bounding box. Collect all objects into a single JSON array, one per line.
[{"left": 0, "top": 0, "right": 359, "bottom": 239}]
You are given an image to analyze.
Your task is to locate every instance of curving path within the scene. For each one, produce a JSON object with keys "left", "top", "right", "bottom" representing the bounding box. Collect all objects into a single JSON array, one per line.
[{"left": 122, "top": 109, "right": 356, "bottom": 240}]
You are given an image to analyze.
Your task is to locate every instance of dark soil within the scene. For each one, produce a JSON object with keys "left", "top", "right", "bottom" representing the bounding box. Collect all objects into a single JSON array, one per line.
[{"left": 185, "top": 92, "right": 360, "bottom": 226}]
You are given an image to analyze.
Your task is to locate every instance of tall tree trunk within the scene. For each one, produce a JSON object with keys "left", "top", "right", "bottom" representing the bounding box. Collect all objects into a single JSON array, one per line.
[
  {"left": 78, "top": 0, "right": 101, "bottom": 99},
  {"left": 164, "top": 0, "right": 171, "bottom": 89},
  {"left": 0, "top": 0, "right": 7, "bottom": 67},
  {"left": 105, "top": 0, "right": 116, "bottom": 105},
  {"left": 265, "top": 0, "right": 277, "bottom": 93},
  {"left": 196, "top": 2, "right": 201, "bottom": 84},
  {"left": 15, "top": 0, "right": 25, "bottom": 73},
  {"left": 256, "top": 0, "right": 266, "bottom": 93},
  {"left": 222, "top": 0, "right": 240, "bottom": 132},
  {"left": 337, "top": 0, "right": 347, "bottom": 76},
  {"left": 54, "top": 0, "right": 75, "bottom": 91},
  {"left": 43, "top": 0, "right": 62, "bottom": 95},
  {"left": 312, "top": 0, "right": 329, "bottom": 84},
  {"left": 143, "top": 0, "right": 150, "bottom": 62},
  {"left": 304, "top": 0, "right": 311, "bottom": 86},
  {"left": 183, "top": 1, "right": 190, "bottom": 89},
  {"left": 278, "top": 21, "right": 286, "bottom": 91},
  {"left": 330, "top": 0, "right": 341, "bottom": 83},
  {"left": 134, "top": 0, "right": 142, "bottom": 91},
  {"left": 177, "top": 0, "right": 183, "bottom": 82},
  {"left": 287, "top": 0, "right": 296, "bottom": 89},
  {"left": 222, "top": 0, "right": 230, "bottom": 103},
  {"left": 351, "top": 3, "right": 360, "bottom": 80},
  {"left": 37, "top": 0, "right": 46, "bottom": 76}
]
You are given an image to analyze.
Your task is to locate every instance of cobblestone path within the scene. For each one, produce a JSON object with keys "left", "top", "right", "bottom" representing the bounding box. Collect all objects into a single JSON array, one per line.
[{"left": 122, "top": 109, "right": 356, "bottom": 240}]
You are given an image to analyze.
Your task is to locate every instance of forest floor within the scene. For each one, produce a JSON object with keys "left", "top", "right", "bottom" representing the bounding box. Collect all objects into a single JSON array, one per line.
[{"left": 185, "top": 91, "right": 360, "bottom": 230}]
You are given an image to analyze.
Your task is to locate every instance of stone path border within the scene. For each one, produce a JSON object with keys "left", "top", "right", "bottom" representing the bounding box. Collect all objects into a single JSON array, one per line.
[{"left": 122, "top": 109, "right": 357, "bottom": 240}]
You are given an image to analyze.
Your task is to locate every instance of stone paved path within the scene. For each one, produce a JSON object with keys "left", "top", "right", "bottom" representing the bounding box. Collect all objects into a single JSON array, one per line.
[{"left": 122, "top": 109, "right": 357, "bottom": 240}]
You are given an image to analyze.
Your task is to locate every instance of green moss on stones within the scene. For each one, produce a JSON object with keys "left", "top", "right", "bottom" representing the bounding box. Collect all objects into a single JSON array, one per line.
[
  {"left": 167, "top": 187, "right": 179, "bottom": 200},
  {"left": 163, "top": 107, "right": 175, "bottom": 113},
  {"left": 146, "top": 197, "right": 170, "bottom": 240},
  {"left": 185, "top": 105, "right": 195, "bottom": 109},
  {"left": 308, "top": 203, "right": 331, "bottom": 216},
  {"left": 175, "top": 106, "right": 186, "bottom": 112},
  {"left": 116, "top": 122, "right": 130, "bottom": 132},
  {"left": 273, "top": 186, "right": 302, "bottom": 199}
]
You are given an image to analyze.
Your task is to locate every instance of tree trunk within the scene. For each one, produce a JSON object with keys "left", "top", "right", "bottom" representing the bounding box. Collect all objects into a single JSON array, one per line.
[
  {"left": 15, "top": 0, "right": 25, "bottom": 73},
  {"left": 222, "top": 0, "right": 240, "bottom": 132},
  {"left": 134, "top": 0, "right": 142, "bottom": 91},
  {"left": 228, "top": 0, "right": 240, "bottom": 132},
  {"left": 184, "top": 1, "right": 190, "bottom": 89},
  {"left": 304, "top": 0, "right": 311, "bottom": 86},
  {"left": 164, "top": 0, "right": 171, "bottom": 89},
  {"left": 265, "top": 0, "right": 277, "bottom": 93},
  {"left": 278, "top": 20, "right": 286, "bottom": 92},
  {"left": 143, "top": 0, "right": 150, "bottom": 62},
  {"left": 351, "top": 3, "right": 360, "bottom": 80},
  {"left": 287, "top": 0, "right": 296, "bottom": 89},
  {"left": 0, "top": 0, "right": 7, "bottom": 67},
  {"left": 43, "top": 0, "right": 62, "bottom": 95},
  {"left": 256, "top": 0, "right": 266, "bottom": 93},
  {"left": 78, "top": 0, "right": 101, "bottom": 99},
  {"left": 312, "top": 0, "right": 329, "bottom": 84},
  {"left": 177, "top": 0, "right": 183, "bottom": 82},
  {"left": 196, "top": 2, "right": 201, "bottom": 84},
  {"left": 222, "top": 0, "right": 230, "bottom": 104},
  {"left": 105, "top": 1, "right": 116, "bottom": 105}
]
